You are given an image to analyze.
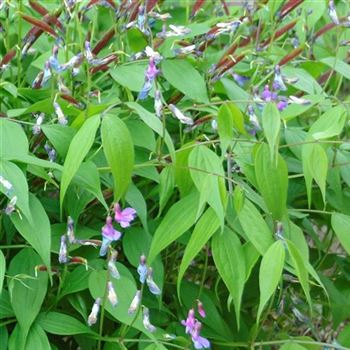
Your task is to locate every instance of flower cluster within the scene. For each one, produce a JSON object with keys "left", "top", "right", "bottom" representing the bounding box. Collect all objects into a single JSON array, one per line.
[{"left": 182, "top": 301, "right": 210, "bottom": 349}]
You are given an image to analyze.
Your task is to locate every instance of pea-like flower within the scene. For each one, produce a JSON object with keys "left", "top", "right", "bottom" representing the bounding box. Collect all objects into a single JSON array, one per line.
[
  {"left": 44, "top": 143, "right": 56, "bottom": 162},
  {"left": 138, "top": 58, "right": 160, "bottom": 100},
  {"left": 99, "top": 216, "right": 122, "bottom": 257},
  {"left": 142, "top": 307, "right": 156, "bottom": 332},
  {"left": 247, "top": 105, "right": 261, "bottom": 133},
  {"left": 181, "top": 308, "right": 196, "bottom": 334},
  {"left": 137, "top": 254, "right": 148, "bottom": 284},
  {"left": 128, "top": 290, "right": 141, "bottom": 314},
  {"left": 53, "top": 101, "right": 68, "bottom": 125},
  {"left": 113, "top": 203, "right": 137, "bottom": 228},
  {"left": 88, "top": 297, "right": 101, "bottom": 326},
  {"left": 197, "top": 300, "right": 206, "bottom": 318},
  {"left": 66, "top": 216, "right": 75, "bottom": 243},
  {"left": 273, "top": 65, "right": 287, "bottom": 91},
  {"left": 107, "top": 281, "right": 118, "bottom": 307},
  {"left": 146, "top": 267, "right": 161, "bottom": 295},
  {"left": 58, "top": 235, "right": 68, "bottom": 264},
  {"left": 191, "top": 321, "right": 210, "bottom": 349},
  {"left": 108, "top": 249, "right": 120, "bottom": 279},
  {"left": 0, "top": 175, "right": 14, "bottom": 196},
  {"left": 32, "top": 113, "right": 44, "bottom": 135},
  {"left": 5, "top": 195, "right": 17, "bottom": 215},
  {"left": 154, "top": 90, "right": 163, "bottom": 118},
  {"left": 328, "top": 0, "right": 339, "bottom": 25},
  {"left": 168, "top": 104, "right": 194, "bottom": 125}
]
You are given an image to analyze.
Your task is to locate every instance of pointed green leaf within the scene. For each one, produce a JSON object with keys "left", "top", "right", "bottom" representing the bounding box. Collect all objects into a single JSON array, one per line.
[
  {"left": 238, "top": 199, "right": 274, "bottom": 255},
  {"left": 101, "top": 113, "right": 134, "bottom": 200},
  {"left": 255, "top": 144, "right": 288, "bottom": 220},
  {"left": 212, "top": 228, "right": 246, "bottom": 328},
  {"left": 262, "top": 102, "right": 281, "bottom": 159},
  {"left": 60, "top": 115, "right": 100, "bottom": 211},
  {"left": 148, "top": 191, "right": 200, "bottom": 264},
  {"left": 332, "top": 213, "right": 350, "bottom": 255},
  {"left": 161, "top": 59, "right": 208, "bottom": 103},
  {"left": 10, "top": 194, "right": 51, "bottom": 269},
  {"left": 25, "top": 323, "right": 51, "bottom": 350},
  {"left": 0, "top": 119, "right": 28, "bottom": 159},
  {"left": 257, "top": 240, "right": 285, "bottom": 323},
  {"left": 177, "top": 208, "right": 219, "bottom": 298},
  {"left": 0, "top": 250, "right": 5, "bottom": 294}
]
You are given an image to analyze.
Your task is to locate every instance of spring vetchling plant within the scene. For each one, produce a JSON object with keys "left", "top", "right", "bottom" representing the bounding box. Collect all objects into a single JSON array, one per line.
[{"left": 1, "top": 0, "right": 350, "bottom": 349}]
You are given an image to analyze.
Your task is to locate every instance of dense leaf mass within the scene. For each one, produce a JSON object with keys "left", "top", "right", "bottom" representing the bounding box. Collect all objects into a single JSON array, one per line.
[{"left": 0, "top": 0, "right": 350, "bottom": 349}]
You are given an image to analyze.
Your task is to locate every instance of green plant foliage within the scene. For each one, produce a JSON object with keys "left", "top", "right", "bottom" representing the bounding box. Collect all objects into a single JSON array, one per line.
[{"left": 1, "top": 1, "right": 350, "bottom": 349}]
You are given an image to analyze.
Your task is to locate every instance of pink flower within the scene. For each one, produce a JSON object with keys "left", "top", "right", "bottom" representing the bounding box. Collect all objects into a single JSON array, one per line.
[
  {"left": 99, "top": 216, "right": 122, "bottom": 256},
  {"left": 197, "top": 300, "right": 206, "bottom": 318},
  {"left": 181, "top": 308, "right": 196, "bottom": 334},
  {"left": 191, "top": 321, "right": 210, "bottom": 349},
  {"left": 113, "top": 203, "right": 137, "bottom": 228}
]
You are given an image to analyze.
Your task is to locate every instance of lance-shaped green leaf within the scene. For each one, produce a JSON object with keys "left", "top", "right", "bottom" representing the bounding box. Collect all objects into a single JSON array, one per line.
[
  {"left": 148, "top": 191, "right": 200, "bottom": 264},
  {"left": 286, "top": 240, "right": 312, "bottom": 308},
  {"left": 308, "top": 105, "right": 346, "bottom": 140},
  {"left": 0, "top": 160, "right": 31, "bottom": 220},
  {"left": 7, "top": 249, "right": 48, "bottom": 349},
  {"left": 262, "top": 103, "right": 281, "bottom": 160},
  {"left": 10, "top": 194, "right": 51, "bottom": 270},
  {"left": 212, "top": 227, "right": 246, "bottom": 328},
  {"left": 0, "top": 250, "right": 5, "bottom": 294},
  {"left": 257, "top": 240, "right": 285, "bottom": 323},
  {"left": 255, "top": 144, "right": 288, "bottom": 220},
  {"left": 238, "top": 199, "right": 274, "bottom": 255},
  {"left": 332, "top": 213, "right": 350, "bottom": 255},
  {"left": 188, "top": 145, "right": 226, "bottom": 230},
  {"left": 60, "top": 115, "right": 100, "bottom": 212},
  {"left": 302, "top": 143, "right": 328, "bottom": 206},
  {"left": 101, "top": 113, "right": 134, "bottom": 200},
  {"left": 0, "top": 119, "right": 28, "bottom": 159},
  {"left": 177, "top": 208, "right": 219, "bottom": 299},
  {"left": 161, "top": 59, "right": 209, "bottom": 103}
]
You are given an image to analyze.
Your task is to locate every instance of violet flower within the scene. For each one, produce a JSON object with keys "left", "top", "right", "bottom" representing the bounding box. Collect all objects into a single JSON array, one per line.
[
  {"left": 181, "top": 308, "right": 196, "bottom": 334},
  {"left": 88, "top": 297, "right": 101, "bottom": 326},
  {"left": 128, "top": 290, "right": 141, "bottom": 314},
  {"left": 107, "top": 281, "right": 118, "bottom": 307},
  {"left": 42, "top": 61, "right": 52, "bottom": 86},
  {"left": 154, "top": 90, "right": 163, "bottom": 118},
  {"left": 5, "top": 196, "right": 17, "bottom": 215},
  {"left": 260, "top": 85, "right": 277, "bottom": 102},
  {"left": 108, "top": 249, "right": 120, "bottom": 279},
  {"left": 157, "top": 24, "right": 191, "bottom": 38},
  {"left": 142, "top": 307, "right": 156, "bottom": 333},
  {"left": 273, "top": 65, "right": 287, "bottom": 91},
  {"left": 113, "top": 202, "right": 137, "bottom": 228},
  {"left": 32, "top": 113, "right": 44, "bottom": 135},
  {"left": 191, "top": 321, "right": 210, "bottom": 349},
  {"left": 138, "top": 57, "right": 159, "bottom": 100},
  {"left": 168, "top": 104, "right": 194, "bottom": 125},
  {"left": 59, "top": 235, "right": 68, "bottom": 263},
  {"left": 67, "top": 216, "right": 75, "bottom": 243},
  {"left": 146, "top": 267, "right": 161, "bottom": 295},
  {"left": 137, "top": 254, "right": 148, "bottom": 283},
  {"left": 232, "top": 73, "right": 249, "bottom": 87},
  {"left": 247, "top": 105, "right": 261, "bottom": 132},
  {"left": 99, "top": 216, "right": 122, "bottom": 256},
  {"left": 173, "top": 44, "right": 197, "bottom": 56},
  {"left": 197, "top": 300, "right": 206, "bottom": 318},
  {"left": 328, "top": 0, "right": 339, "bottom": 25},
  {"left": 84, "top": 40, "right": 94, "bottom": 64},
  {"left": 277, "top": 99, "right": 288, "bottom": 111},
  {"left": 54, "top": 101, "right": 68, "bottom": 125},
  {"left": 0, "top": 175, "right": 14, "bottom": 196},
  {"left": 44, "top": 143, "right": 56, "bottom": 162}
]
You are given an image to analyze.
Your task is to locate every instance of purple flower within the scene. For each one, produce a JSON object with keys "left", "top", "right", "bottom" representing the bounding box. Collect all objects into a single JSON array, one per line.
[
  {"left": 44, "top": 143, "right": 56, "bottom": 162},
  {"left": 328, "top": 0, "right": 339, "bottom": 25},
  {"left": 113, "top": 203, "right": 136, "bottom": 228},
  {"left": 5, "top": 196, "right": 17, "bottom": 215},
  {"left": 181, "top": 308, "right": 196, "bottom": 334},
  {"left": 277, "top": 99, "right": 288, "bottom": 111},
  {"left": 232, "top": 73, "right": 249, "bottom": 87},
  {"left": 168, "top": 104, "right": 194, "bottom": 125},
  {"left": 247, "top": 105, "right": 261, "bottom": 132},
  {"left": 197, "top": 300, "right": 206, "bottom": 318},
  {"left": 42, "top": 61, "right": 52, "bottom": 86},
  {"left": 99, "top": 216, "right": 121, "bottom": 256},
  {"left": 142, "top": 307, "right": 156, "bottom": 333},
  {"left": 137, "top": 255, "right": 148, "bottom": 284},
  {"left": 154, "top": 90, "right": 163, "bottom": 118},
  {"left": 128, "top": 290, "right": 141, "bottom": 314},
  {"left": 88, "top": 298, "right": 101, "bottom": 326},
  {"left": 59, "top": 235, "right": 68, "bottom": 263},
  {"left": 191, "top": 321, "right": 210, "bottom": 349},
  {"left": 273, "top": 65, "right": 287, "bottom": 91},
  {"left": 138, "top": 79, "right": 153, "bottom": 100},
  {"left": 32, "top": 113, "right": 44, "bottom": 135},
  {"left": 66, "top": 216, "right": 75, "bottom": 243},
  {"left": 261, "top": 85, "right": 277, "bottom": 102},
  {"left": 107, "top": 281, "right": 118, "bottom": 307},
  {"left": 146, "top": 267, "right": 161, "bottom": 295},
  {"left": 54, "top": 102, "right": 68, "bottom": 125},
  {"left": 108, "top": 249, "right": 120, "bottom": 279},
  {"left": 138, "top": 58, "right": 159, "bottom": 100},
  {"left": 85, "top": 40, "right": 94, "bottom": 63}
]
